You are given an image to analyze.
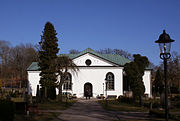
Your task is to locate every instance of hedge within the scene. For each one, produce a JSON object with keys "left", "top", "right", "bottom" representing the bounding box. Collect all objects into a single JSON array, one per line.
[{"left": 0, "top": 99, "right": 15, "bottom": 121}]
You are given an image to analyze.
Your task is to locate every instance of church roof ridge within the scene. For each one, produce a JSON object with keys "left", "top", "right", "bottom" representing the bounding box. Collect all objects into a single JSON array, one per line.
[
  {"left": 27, "top": 48, "right": 132, "bottom": 71},
  {"left": 62, "top": 48, "right": 131, "bottom": 66}
]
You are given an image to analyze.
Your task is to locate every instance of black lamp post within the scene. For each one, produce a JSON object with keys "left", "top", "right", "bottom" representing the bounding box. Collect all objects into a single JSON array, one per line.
[
  {"left": 155, "top": 30, "right": 175, "bottom": 121},
  {"left": 103, "top": 83, "right": 104, "bottom": 100},
  {"left": 105, "top": 78, "right": 108, "bottom": 107}
]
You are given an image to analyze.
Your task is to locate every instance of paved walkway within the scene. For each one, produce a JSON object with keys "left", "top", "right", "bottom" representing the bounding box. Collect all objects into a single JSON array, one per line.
[{"left": 41, "top": 98, "right": 153, "bottom": 121}]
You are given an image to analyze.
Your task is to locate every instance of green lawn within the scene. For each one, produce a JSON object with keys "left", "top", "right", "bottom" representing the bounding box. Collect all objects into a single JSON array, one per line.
[
  {"left": 14, "top": 99, "right": 76, "bottom": 121},
  {"left": 14, "top": 112, "right": 61, "bottom": 121},
  {"left": 99, "top": 100, "right": 148, "bottom": 112},
  {"left": 99, "top": 100, "right": 180, "bottom": 121}
]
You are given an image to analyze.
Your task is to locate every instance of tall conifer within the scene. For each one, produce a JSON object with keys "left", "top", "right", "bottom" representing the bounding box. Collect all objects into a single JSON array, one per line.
[{"left": 38, "top": 22, "right": 59, "bottom": 100}]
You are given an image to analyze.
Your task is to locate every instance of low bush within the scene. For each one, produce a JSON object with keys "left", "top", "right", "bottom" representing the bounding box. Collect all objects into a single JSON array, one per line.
[
  {"left": 173, "top": 101, "right": 180, "bottom": 108},
  {"left": 15, "top": 102, "right": 27, "bottom": 114},
  {"left": 0, "top": 99, "right": 15, "bottom": 121},
  {"left": 152, "top": 102, "right": 161, "bottom": 108},
  {"left": 117, "top": 96, "right": 133, "bottom": 104},
  {"left": 143, "top": 102, "right": 150, "bottom": 108},
  {"left": 171, "top": 95, "right": 180, "bottom": 101}
]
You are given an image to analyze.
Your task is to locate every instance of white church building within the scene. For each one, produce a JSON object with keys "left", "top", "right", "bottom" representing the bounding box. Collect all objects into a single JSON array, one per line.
[{"left": 27, "top": 48, "right": 152, "bottom": 98}]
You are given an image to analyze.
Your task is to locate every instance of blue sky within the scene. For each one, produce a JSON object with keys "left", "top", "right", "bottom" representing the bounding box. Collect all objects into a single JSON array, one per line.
[{"left": 0, "top": 0, "right": 179, "bottom": 65}]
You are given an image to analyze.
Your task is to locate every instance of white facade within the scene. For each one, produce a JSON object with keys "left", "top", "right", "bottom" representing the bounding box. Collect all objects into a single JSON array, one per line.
[{"left": 27, "top": 49, "right": 152, "bottom": 98}]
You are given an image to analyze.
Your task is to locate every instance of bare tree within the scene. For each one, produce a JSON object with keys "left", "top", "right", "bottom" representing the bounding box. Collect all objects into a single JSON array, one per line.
[
  {"left": 0, "top": 40, "right": 11, "bottom": 80},
  {"left": 97, "top": 48, "right": 133, "bottom": 60},
  {"left": 0, "top": 41, "right": 38, "bottom": 88},
  {"left": 69, "top": 49, "right": 80, "bottom": 54}
]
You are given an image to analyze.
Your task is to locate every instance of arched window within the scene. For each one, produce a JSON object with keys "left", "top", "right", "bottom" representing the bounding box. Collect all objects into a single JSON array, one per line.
[
  {"left": 106, "top": 72, "right": 114, "bottom": 90},
  {"left": 63, "top": 73, "right": 72, "bottom": 90}
]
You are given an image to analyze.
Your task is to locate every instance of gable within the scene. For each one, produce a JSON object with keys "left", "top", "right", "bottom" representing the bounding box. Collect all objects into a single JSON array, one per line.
[
  {"left": 73, "top": 53, "right": 117, "bottom": 66},
  {"left": 64, "top": 48, "right": 131, "bottom": 66}
]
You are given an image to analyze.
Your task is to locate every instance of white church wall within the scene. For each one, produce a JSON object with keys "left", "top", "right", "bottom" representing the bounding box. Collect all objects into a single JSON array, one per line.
[
  {"left": 28, "top": 71, "right": 41, "bottom": 96},
  {"left": 143, "top": 70, "right": 152, "bottom": 97},
  {"left": 28, "top": 69, "right": 151, "bottom": 98},
  {"left": 67, "top": 67, "right": 123, "bottom": 98},
  {"left": 28, "top": 71, "right": 60, "bottom": 96}
]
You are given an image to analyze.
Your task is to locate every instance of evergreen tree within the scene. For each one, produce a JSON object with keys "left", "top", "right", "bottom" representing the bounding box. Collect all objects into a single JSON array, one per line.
[
  {"left": 124, "top": 54, "right": 149, "bottom": 105},
  {"left": 153, "top": 69, "right": 164, "bottom": 96},
  {"left": 38, "top": 22, "right": 59, "bottom": 100}
]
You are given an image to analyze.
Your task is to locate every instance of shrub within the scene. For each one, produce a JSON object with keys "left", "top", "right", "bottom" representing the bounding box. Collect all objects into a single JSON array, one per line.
[
  {"left": 0, "top": 99, "right": 15, "bottom": 121},
  {"left": 117, "top": 96, "right": 133, "bottom": 104},
  {"left": 173, "top": 101, "right": 180, "bottom": 108},
  {"left": 10, "top": 92, "right": 16, "bottom": 97},
  {"left": 143, "top": 102, "right": 150, "bottom": 108},
  {"left": 15, "top": 102, "right": 27, "bottom": 114},
  {"left": 171, "top": 95, "right": 180, "bottom": 101},
  {"left": 152, "top": 102, "right": 161, "bottom": 108}
]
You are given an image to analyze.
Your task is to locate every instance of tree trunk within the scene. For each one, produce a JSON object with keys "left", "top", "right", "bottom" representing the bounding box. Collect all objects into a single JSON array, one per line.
[
  {"left": 58, "top": 74, "right": 66, "bottom": 102},
  {"left": 58, "top": 83, "right": 63, "bottom": 102},
  {"left": 45, "top": 87, "right": 47, "bottom": 98},
  {"left": 139, "top": 96, "right": 143, "bottom": 106}
]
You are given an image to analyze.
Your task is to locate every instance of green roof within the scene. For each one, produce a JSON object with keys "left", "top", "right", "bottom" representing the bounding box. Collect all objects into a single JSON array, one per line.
[
  {"left": 27, "top": 48, "right": 131, "bottom": 71},
  {"left": 27, "top": 62, "right": 39, "bottom": 71},
  {"left": 63, "top": 48, "right": 131, "bottom": 65}
]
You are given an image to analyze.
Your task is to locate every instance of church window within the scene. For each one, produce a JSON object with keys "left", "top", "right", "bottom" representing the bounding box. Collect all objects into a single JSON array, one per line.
[
  {"left": 106, "top": 72, "right": 114, "bottom": 90},
  {"left": 63, "top": 73, "right": 72, "bottom": 90},
  {"left": 85, "top": 59, "right": 91, "bottom": 66}
]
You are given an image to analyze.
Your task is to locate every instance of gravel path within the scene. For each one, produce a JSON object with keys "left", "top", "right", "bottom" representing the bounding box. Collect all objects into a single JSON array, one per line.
[{"left": 41, "top": 98, "right": 153, "bottom": 121}]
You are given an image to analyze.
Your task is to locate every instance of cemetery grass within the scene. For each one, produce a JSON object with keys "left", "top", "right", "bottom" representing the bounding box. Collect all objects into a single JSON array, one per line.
[
  {"left": 99, "top": 99, "right": 148, "bottom": 112},
  {"left": 38, "top": 99, "right": 76, "bottom": 110},
  {"left": 14, "top": 99, "right": 76, "bottom": 121},
  {"left": 14, "top": 112, "right": 61, "bottom": 121}
]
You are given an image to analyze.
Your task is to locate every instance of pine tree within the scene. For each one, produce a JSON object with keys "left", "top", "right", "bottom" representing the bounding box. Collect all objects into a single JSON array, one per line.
[{"left": 38, "top": 22, "right": 59, "bottom": 100}]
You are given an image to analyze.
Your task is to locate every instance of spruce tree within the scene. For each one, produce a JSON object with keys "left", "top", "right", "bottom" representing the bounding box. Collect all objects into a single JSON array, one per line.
[{"left": 38, "top": 22, "right": 59, "bottom": 100}]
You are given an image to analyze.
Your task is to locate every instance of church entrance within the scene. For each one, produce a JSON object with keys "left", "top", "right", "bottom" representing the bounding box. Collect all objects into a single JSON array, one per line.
[{"left": 84, "top": 83, "right": 93, "bottom": 97}]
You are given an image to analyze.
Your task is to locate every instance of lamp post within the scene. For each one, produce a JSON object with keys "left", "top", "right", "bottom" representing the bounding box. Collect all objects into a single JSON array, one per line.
[
  {"left": 105, "top": 78, "right": 108, "bottom": 107},
  {"left": 155, "top": 30, "right": 175, "bottom": 121},
  {"left": 71, "top": 83, "right": 73, "bottom": 95},
  {"left": 103, "top": 83, "right": 104, "bottom": 100}
]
